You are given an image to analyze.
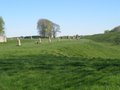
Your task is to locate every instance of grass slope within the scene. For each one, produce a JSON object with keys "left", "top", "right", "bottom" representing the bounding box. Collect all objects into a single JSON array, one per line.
[
  {"left": 0, "top": 39, "right": 120, "bottom": 90},
  {"left": 83, "top": 32, "right": 120, "bottom": 43}
]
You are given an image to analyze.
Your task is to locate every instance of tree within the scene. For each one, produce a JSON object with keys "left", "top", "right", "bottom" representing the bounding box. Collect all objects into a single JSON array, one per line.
[
  {"left": 37, "top": 19, "right": 60, "bottom": 38},
  {"left": 0, "top": 17, "right": 5, "bottom": 35},
  {"left": 53, "top": 23, "right": 60, "bottom": 38},
  {"left": 104, "top": 30, "right": 109, "bottom": 34},
  {"left": 37, "top": 19, "right": 53, "bottom": 38}
]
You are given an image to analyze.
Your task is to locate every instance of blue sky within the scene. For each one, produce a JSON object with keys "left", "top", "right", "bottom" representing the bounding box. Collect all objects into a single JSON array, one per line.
[{"left": 0, "top": 0, "right": 120, "bottom": 37}]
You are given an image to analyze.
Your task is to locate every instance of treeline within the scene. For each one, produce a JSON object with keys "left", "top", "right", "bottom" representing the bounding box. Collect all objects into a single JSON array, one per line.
[{"left": 15, "top": 34, "right": 81, "bottom": 39}]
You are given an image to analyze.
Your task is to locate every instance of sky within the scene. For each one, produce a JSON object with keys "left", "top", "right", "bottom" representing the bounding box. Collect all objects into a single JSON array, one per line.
[{"left": 0, "top": 0, "right": 120, "bottom": 37}]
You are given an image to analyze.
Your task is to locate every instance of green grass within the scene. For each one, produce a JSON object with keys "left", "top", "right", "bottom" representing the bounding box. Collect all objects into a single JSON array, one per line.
[
  {"left": 83, "top": 32, "right": 120, "bottom": 44},
  {"left": 0, "top": 39, "right": 120, "bottom": 90}
]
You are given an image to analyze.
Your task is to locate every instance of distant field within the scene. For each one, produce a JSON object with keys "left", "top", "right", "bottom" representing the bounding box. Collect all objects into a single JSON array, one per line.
[{"left": 0, "top": 39, "right": 120, "bottom": 90}]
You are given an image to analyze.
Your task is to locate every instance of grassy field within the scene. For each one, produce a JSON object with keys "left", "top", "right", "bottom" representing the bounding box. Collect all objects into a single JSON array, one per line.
[{"left": 0, "top": 39, "right": 120, "bottom": 90}]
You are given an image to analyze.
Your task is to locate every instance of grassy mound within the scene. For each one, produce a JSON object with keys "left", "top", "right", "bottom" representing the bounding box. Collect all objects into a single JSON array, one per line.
[{"left": 83, "top": 32, "right": 120, "bottom": 44}]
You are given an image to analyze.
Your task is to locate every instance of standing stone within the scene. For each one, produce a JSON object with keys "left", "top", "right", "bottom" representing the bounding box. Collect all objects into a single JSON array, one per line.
[
  {"left": 4, "top": 36, "right": 7, "bottom": 42},
  {"left": 31, "top": 36, "right": 33, "bottom": 39},
  {"left": 49, "top": 37, "right": 51, "bottom": 43},
  {"left": 17, "top": 38, "right": 21, "bottom": 46},
  {"left": 72, "top": 36, "right": 75, "bottom": 39},
  {"left": 39, "top": 38, "right": 42, "bottom": 43},
  {"left": 36, "top": 38, "right": 42, "bottom": 44},
  {"left": 68, "top": 36, "right": 71, "bottom": 40},
  {"left": 0, "top": 36, "right": 7, "bottom": 43},
  {"left": 75, "top": 34, "right": 79, "bottom": 40},
  {"left": 58, "top": 37, "right": 60, "bottom": 41}
]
